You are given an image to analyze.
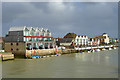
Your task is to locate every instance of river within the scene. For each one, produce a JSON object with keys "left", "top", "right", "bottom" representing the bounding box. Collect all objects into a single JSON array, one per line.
[{"left": 2, "top": 49, "right": 118, "bottom": 78}]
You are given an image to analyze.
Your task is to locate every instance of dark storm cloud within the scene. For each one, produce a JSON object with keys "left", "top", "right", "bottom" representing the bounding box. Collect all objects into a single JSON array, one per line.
[{"left": 2, "top": 2, "right": 118, "bottom": 38}]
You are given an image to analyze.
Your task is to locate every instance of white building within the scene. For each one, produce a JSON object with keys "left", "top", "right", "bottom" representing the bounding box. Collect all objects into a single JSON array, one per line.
[{"left": 74, "top": 35, "right": 89, "bottom": 47}]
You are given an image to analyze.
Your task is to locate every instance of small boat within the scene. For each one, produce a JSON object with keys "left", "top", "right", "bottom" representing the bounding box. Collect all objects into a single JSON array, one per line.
[
  {"left": 51, "top": 55, "right": 54, "bottom": 57},
  {"left": 109, "top": 48, "right": 112, "bottom": 50},
  {"left": 92, "top": 49, "right": 95, "bottom": 52},
  {"left": 43, "top": 56, "right": 47, "bottom": 58},
  {"left": 113, "top": 47, "right": 117, "bottom": 49},
  {"left": 88, "top": 51, "right": 91, "bottom": 53},
  {"left": 30, "top": 56, "right": 40, "bottom": 59},
  {"left": 96, "top": 49, "right": 100, "bottom": 52},
  {"left": 46, "top": 55, "right": 50, "bottom": 57},
  {"left": 90, "top": 49, "right": 95, "bottom": 52},
  {"left": 56, "top": 53, "right": 61, "bottom": 56},
  {"left": 102, "top": 48, "right": 106, "bottom": 51},
  {"left": 54, "top": 55, "right": 57, "bottom": 56}
]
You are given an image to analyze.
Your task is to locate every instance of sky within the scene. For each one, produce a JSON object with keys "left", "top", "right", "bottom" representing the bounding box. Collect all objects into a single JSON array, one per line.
[{"left": 2, "top": 2, "right": 118, "bottom": 38}]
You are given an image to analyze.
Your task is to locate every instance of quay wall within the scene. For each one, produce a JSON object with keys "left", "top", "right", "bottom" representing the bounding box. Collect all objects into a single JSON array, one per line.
[
  {"left": 0, "top": 52, "right": 14, "bottom": 61},
  {"left": 4, "top": 44, "right": 117, "bottom": 58},
  {"left": 26, "top": 48, "right": 60, "bottom": 57},
  {"left": 26, "top": 45, "right": 117, "bottom": 58}
]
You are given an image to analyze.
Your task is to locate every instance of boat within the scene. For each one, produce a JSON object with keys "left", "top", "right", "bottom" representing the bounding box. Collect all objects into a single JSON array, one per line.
[
  {"left": 43, "top": 56, "right": 47, "bottom": 58},
  {"left": 102, "top": 48, "right": 106, "bottom": 51},
  {"left": 96, "top": 49, "right": 100, "bottom": 52},
  {"left": 113, "top": 47, "right": 117, "bottom": 49},
  {"left": 30, "top": 56, "right": 40, "bottom": 59},
  {"left": 90, "top": 49, "right": 95, "bottom": 52},
  {"left": 109, "top": 48, "right": 112, "bottom": 50},
  {"left": 51, "top": 55, "right": 55, "bottom": 57},
  {"left": 88, "top": 51, "right": 91, "bottom": 53},
  {"left": 92, "top": 49, "right": 95, "bottom": 52}
]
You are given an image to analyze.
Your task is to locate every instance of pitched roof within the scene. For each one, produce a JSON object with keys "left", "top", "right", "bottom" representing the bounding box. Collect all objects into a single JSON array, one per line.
[
  {"left": 60, "top": 38, "right": 73, "bottom": 43},
  {"left": 9, "top": 26, "right": 26, "bottom": 31},
  {"left": 9, "top": 26, "right": 50, "bottom": 32},
  {"left": 94, "top": 35, "right": 106, "bottom": 39}
]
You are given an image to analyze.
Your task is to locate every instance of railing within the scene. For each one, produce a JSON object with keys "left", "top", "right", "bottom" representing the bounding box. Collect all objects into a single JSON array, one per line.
[{"left": 75, "top": 45, "right": 115, "bottom": 50}]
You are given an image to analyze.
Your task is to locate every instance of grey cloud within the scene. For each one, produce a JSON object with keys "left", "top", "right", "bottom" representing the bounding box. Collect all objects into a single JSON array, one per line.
[{"left": 2, "top": 2, "right": 118, "bottom": 38}]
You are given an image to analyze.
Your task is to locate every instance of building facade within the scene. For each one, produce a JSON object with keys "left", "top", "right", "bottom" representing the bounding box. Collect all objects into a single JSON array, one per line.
[
  {"left": 74, "top": 35, "right": 89, "bottom": 47},
  {"left": 94, "top": 33, "right": 110, "bottom": 45},
  {"left": 5, "top": 26, "right": 56, "bottom": 57},
  {"left": 0, "top": 37, "right": 5, "bottom": 50},
  {"left": 88, "top": 38, "right": 100, "bottom": 46}
]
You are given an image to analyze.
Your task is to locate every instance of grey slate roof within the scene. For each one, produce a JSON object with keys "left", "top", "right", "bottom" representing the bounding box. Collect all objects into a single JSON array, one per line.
[
  {"left": 9, "top": 26, "right": 49, "bottom": 32},
  {"left": 60, "top": 38, "right": 73, "bottom": 43},
  {"left": 9, "top": 26, "right": 26, "bottom": 31}
]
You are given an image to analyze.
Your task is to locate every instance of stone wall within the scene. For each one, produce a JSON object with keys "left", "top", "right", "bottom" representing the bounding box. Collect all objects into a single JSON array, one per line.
[
  {"left": 26, "top": 48, "right": 56, "bottom": 57},
  {"left": 4, "top": 42, "right": 26, "bottom": 57}
]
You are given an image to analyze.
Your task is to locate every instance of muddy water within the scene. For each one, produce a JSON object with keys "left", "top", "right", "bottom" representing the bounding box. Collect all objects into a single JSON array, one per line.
[{"left": 2, "top": 49, "right": 118, "bottom": 78}]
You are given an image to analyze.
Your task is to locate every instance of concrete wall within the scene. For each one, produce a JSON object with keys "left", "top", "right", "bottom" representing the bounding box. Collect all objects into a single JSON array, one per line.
[
  {"left": 26, "top": 48, "right": 56, "bottom": 57},
  {"left": 4, "top": 42, "right": 26, "bottom": 57},
  {"left": 60, "top": 43, "right": 71, "bottom": 46}
]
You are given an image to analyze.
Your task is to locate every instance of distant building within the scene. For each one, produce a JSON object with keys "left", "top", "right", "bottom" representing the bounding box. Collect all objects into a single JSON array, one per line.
[
  {"left": 0, "top": 37, "right": 5, "bottom": 50},
  {"left": 53, "top": 37, "right": 62, "bottom": 47},
  {"left": 74, "top": 35, "right": 89, "bottom": 47},
  {"left": 88, "top": 38, "right": 100, "bottom": 46},
  {"left": 94, "top": 33, "right": 110, "bottom": 44},
  {"left": 109, "top": 38, "right": 119, "bottom": 43},
  {"left": 5, "top": 26, "right": 55, "bottom": 57},
  {"left": 59, "top": 33, "right": 77, "bottom": 48}
]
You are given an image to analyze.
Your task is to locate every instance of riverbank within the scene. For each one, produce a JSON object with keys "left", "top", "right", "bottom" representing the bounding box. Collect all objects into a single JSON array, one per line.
[
  {"left": 1, "top": 45, "right": 117, "bottom": 60},
  {"left": 26, "top": 45, "right": 117, "bottom": 59}
]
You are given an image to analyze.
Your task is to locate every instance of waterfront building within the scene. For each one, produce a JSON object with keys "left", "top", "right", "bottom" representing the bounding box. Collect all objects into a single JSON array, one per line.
[
  {"left": 59, "top": 38, "right": 74, "bottom": 48},
  {"left": 109, "top": 38, "right": 119, "bottom": 43},
  {"left": 5, "top": 26, "right": 55, "bottom": 57},
  {"left": 94, "top": 33, "right": 110, "bottom": 45},
  {"left": 0, "top": 37, "right": 5, "bottom": 50},
  {"left": 59, "top": 33, "right": 76, "bottom": 48},
  {"left": 88, "top": 38, "right": 100, "bottom": 46},
  {"left": 53, "top": 37, "right": 62, "bottom": 47},
  {"left": 74, "top": 35, "right": 89, "bottom": 47}
]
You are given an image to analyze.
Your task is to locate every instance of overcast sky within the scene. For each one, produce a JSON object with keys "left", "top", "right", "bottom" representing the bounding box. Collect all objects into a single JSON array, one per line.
[{"left": 2, "top": 2, "right": 118, "bottom": 38}]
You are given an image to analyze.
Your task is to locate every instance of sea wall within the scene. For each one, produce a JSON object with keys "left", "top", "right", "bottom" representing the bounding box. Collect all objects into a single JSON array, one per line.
[{"left": 26, "top": 48, "right": 62, "bottom": 57}]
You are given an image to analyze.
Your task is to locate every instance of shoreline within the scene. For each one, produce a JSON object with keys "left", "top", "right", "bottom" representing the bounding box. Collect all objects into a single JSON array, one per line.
[
  {"left": 26, "top": 45, "right": 118, "bottom": 59},
  {"left": 1, "top": 45, "right": 118, "bottom": 60}
]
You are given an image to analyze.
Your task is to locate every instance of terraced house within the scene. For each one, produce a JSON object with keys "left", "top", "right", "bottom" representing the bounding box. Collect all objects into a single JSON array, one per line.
[{"left": 5, "top": 26, "right": 56, "bottom": 57}]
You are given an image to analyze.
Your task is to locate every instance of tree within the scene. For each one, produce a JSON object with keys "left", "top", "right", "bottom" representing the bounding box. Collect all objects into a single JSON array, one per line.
[{"left": 64, "top": 33, "right": 77, "bottom": 38}]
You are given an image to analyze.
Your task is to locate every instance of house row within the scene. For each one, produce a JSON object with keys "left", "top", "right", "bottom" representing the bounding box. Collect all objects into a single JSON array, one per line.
[
  {"left": 57, "top": 33, "right": 111, "bottom": 48},
  {"left": 1, "top": 26, "right": 118, "bottom": 57}
]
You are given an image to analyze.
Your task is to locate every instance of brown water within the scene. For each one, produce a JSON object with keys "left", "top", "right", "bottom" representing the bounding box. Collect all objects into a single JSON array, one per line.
[{"left": 2, "top": 49, "right": 118, "bottom": 78}]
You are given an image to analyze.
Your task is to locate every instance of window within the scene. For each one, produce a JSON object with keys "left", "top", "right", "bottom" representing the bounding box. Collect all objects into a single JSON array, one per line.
[
  {"left": 16, "top": 43, "right": 19, "bottom": 46},
  {"left": 17, "top": 32, "right": 19, "bottom": 35},
  {"left": 31, "top": 37, "right": 35, "bottom": 41},
  {"left": 36, "top": 32, "right": 39, "bottom": 36},
  {"left": 11, "top": 48, "right": 13, "bottom": 51},
  {"left": 47, "top": 33, "right": 49, "bottom": 36},
  {"left": 17, "top": 37, "right": 19, "bottom": 42},
  {"left": 11, "top": 43, "right": 13, "bottom": 45},
  {"left": 16, "top": 48, "right": 19, "bottom": 51}
]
